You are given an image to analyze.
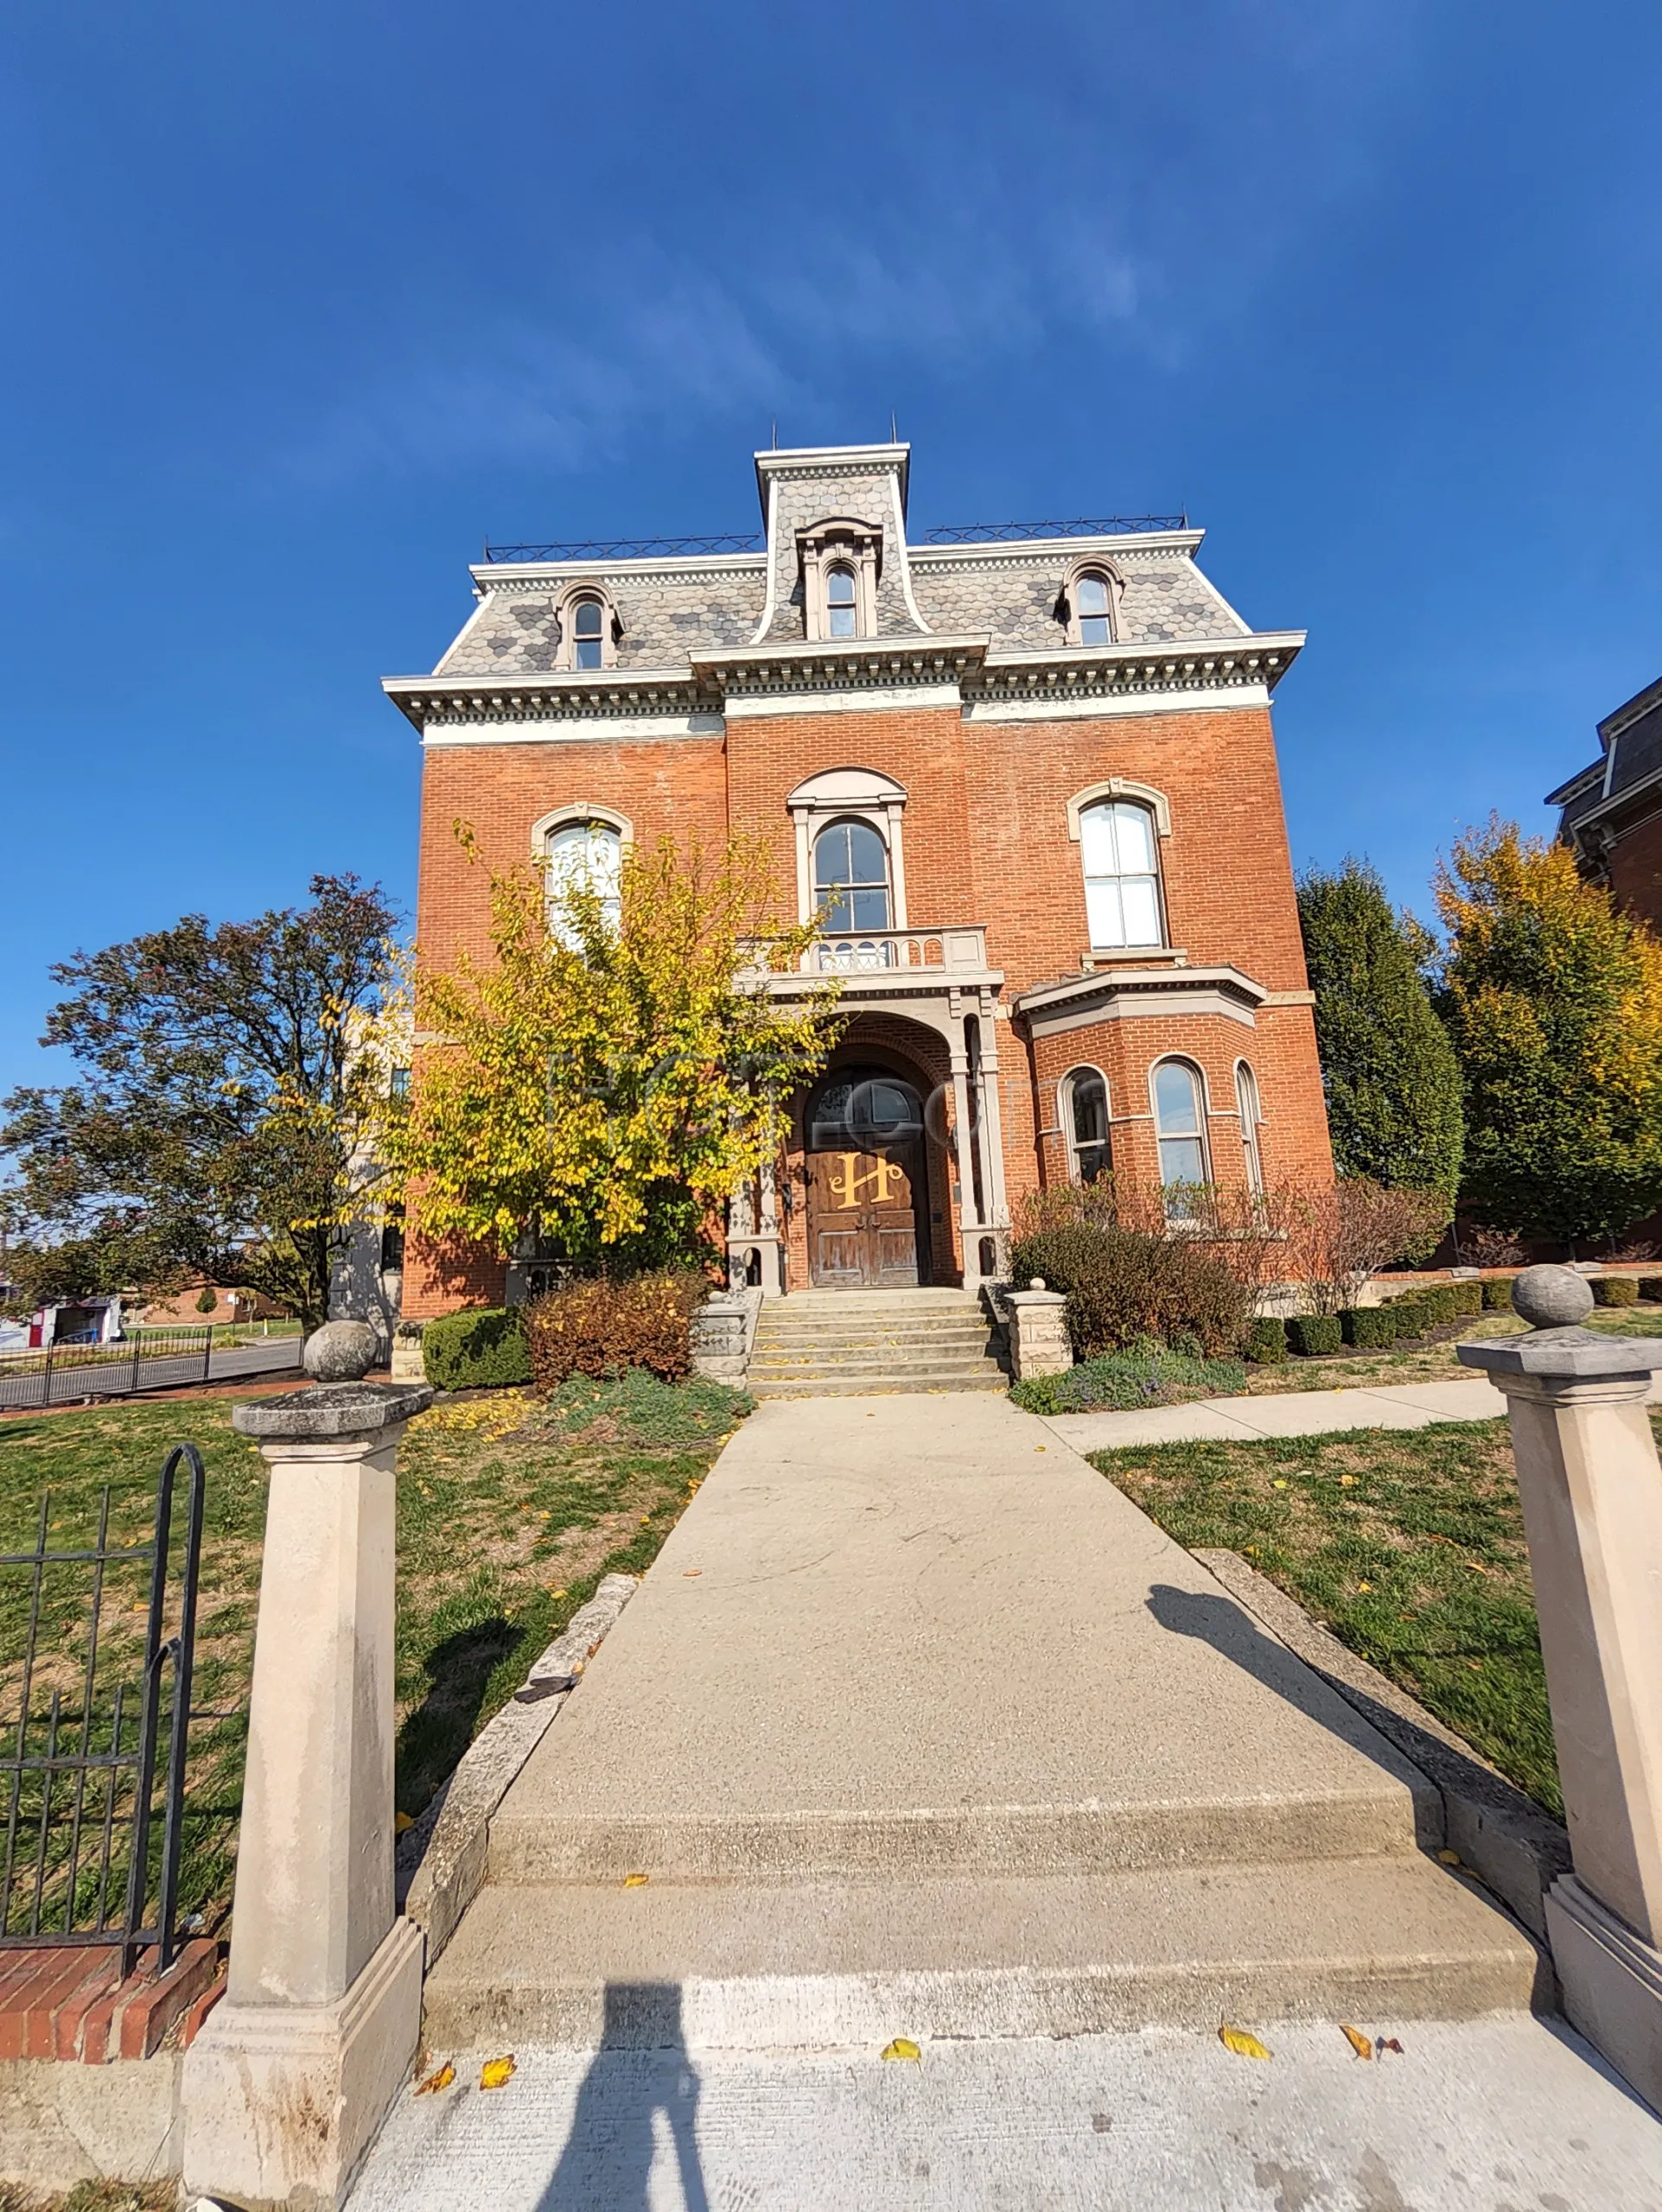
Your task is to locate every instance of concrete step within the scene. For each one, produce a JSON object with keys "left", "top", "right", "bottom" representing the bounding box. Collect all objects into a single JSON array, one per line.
[
  {"left": 753, "top": 1324, "right": 997, "bottom": 1345},
  {"left": 422, "top": 1857, "right": 1547, "bottom": 2052},
  {"left": 750, "top": 1372, "right": 1010, "bottom": 1399},
  {"left": 749, "top": 1347, "right": 1002, "bottom": 1372}
]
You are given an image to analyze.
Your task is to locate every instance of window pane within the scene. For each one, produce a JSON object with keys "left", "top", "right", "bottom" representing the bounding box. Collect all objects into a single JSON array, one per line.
[
  {"left": 844, "top": 821, "right": 887, "bottom": 884},
  {"left": 1076, "top": 574, "right": 1109, "bottom": 615},
  {"left": 1120, "top": 876, "right": 1161, "bottom": 945},
  {"left": 1111, "top": 804, "right": 1155, "bottom": 873},
  {"left": 1079, "top": 614, "right": 1111, "bottom": 645},
  {"left": 1154, "top": 1060, "right": 1201, "bottom": 1135},
  {"left": 575, "top": 638, "right": 602, "bottom": 669},
  {"left": 1076, "top": 1142, "right": 1111, "bottom": 1185},
  {"left": 813, "top": 823, "right": 852, "bottom": 887},
  {"left": 850, "top": 886, "right": 891, "bottom": 929},
  {"left": 1085, "top": 877, "right": 1124, "bottom": 946},
  {"left": 819, "top": 889, "right": 853, "bottom": 931},
  {"left": 828, "top": 604, "right": 856, "bottom": 638},
  {"left": 573, "top": 601, "right": 603, "bottom": 636},
  {"left": 1070, "top": 1071, "right": 1108, "bottom": 1147},
  {"left": 1079, "top": 804, "right": 1118, "bottom": 876},
  {"left": 826, "top": 567, "right": 856, "bottom": 604},
  {"left": 1159, "top": 1136, "right": 1206, "bottom": 1186}
]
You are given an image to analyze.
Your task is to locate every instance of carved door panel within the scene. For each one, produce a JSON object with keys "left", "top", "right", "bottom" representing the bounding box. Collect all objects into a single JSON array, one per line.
[{"left": 807, "top": 1147, "right": 920, "bottom": 1287}]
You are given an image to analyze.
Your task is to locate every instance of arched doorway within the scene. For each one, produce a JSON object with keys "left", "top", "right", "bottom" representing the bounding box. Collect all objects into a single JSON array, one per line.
[{"left": 803, "top": 1065, "right": 929, "bottom": 1287}]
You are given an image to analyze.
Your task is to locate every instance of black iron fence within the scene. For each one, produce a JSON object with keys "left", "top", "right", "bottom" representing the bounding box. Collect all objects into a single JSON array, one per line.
[
  {"left": 0, "top": 1324, "right": 303, "bottom": 1411},
  {"left": 0, "top": 1446, "right": 206, "bottom": 1971}
]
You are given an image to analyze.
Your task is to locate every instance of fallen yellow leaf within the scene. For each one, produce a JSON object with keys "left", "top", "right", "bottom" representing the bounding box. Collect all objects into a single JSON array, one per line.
[
  {"left": 683, "top": 1569, "right": 703, "bottom": 1578},
  {"left": 394, "top": 1811, "right": 414, "bottom": 1834},
  {"left": 1340, "top": 2024, "right": 1372, "bottom": 2061},
  {"left": 1357, "top": 1581, "right": 1372, "bottom": 1593},
  {"left": 551, "top": 1588, "right": 568, "bottom": 1599},
  {"left": 1272, "top": 1479, "right": 1288, "bottom": 1490},
  {"left": 479, "top": 2055, "right": 516, "bottom": 2091},
  {"left": 1219, "top": 2024, "right": 1271, "bottom": 2060},
  {"left": 623, "top": 1872, "right": 650, "bottom": 1888},
  {"left": 1437, "top": 1847, "right": 1461, "bottom": 1866},
  {"left": 415, "top": 2062, "right": 455, "bottom": 2095},
  {"left": 1339, "top": 1475, "right": 1356, "bottom": 1487},
  {"left": 881, "top": 2037, "right": 921, "bottom": 2063}
]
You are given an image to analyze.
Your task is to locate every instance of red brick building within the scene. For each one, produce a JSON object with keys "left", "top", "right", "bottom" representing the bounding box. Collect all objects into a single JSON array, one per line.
[
  {"left": 1551, "top": 675, "right": 1662, "bottom": 930},
  {"left": 387, "top": 442, "right": 1332, "bottom": 1315}
]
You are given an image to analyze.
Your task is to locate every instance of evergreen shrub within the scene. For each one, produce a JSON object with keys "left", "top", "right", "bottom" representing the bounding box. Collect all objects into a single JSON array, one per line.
[
  {"left": 1481, "top": 1277, "right": 1515, "bottom": 1310},
  {"left": 1640, "top": 1278, "right": 1662, "bottom": 1305},
  {"left": 1007, "top": 1225, "right": 1251, "bottom": 1359},
  {"left": 1009, "top": 1344, "right": 1247, "bottom": 1415},
  {"left": 1387, "top": 1299, "right": 1430, "bottom": 1338},
  {"left": 1246, "top": 1318, "right": 1289, "bottom": 1363},
  {"left": 1444, "top": 1281, "right": 1484, "bottom": 1317},
  {"left": 1594, "top": 1275, "right": 1640, "bottom": 1308},
  {"left": 422, "top": 1306, "right": 532, "bottom": 1390},
  {"left": 1340, "top": 1306, "right": 1398, "bottom": 1348},
  {"left": 1287, "top": 1314, "right": 1343, "bottom": 1357}
]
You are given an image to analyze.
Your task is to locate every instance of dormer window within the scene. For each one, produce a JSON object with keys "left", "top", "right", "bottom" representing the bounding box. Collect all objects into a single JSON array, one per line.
[
  {"left": 798, "top": 517, "right": 882, "bottom": 641},
  {"left": 571, "top": 597, "right": 605, "bottom": 669},
  {"left": 825, "top": 564, "right": 857, "bottom": 639},
  {"left": 1060, "top": 558, "right": 1123, "bottom": 647},
  {"left": 556, "top": 585, "right": 618, "bottom": 671}
]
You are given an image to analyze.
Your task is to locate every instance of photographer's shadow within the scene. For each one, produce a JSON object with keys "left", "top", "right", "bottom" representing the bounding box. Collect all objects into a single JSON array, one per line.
[{"left": 538, "top": 1983, "right": 710, "bottom": 2212}]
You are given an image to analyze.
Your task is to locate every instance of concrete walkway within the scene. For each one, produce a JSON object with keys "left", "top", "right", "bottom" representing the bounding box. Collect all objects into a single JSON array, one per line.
[{"left": 350, "top": 2015, "right": 1662, "bottom": 2211}]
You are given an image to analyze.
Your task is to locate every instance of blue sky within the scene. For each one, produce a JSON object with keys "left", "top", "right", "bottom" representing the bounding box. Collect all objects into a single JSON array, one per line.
[{"left": 2, "top": 1, "right": 1659, "bottom": 1094}]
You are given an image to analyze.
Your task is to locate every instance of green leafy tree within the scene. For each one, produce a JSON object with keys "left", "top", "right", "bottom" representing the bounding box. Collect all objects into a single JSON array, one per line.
[
  {"left": 0, "top": 875, "right": 401, "bottom": 1328},
  {"left": 1435, "top": 819, "right": 1662, "bottom": 1246},
  {"left": 397, "top": 830, "right": 841, "bottom": 1276},
  {"left": 1297, "top": 859, "right": 1463, "bottom": 1224}
]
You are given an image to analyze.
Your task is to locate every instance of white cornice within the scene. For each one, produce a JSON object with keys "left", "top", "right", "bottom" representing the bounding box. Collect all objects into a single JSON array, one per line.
[
  {"left": 383, "top": 668, "right": 701, "bottom": 731},
  {"left": 973, "top": 633, "right": 1303, "bottom": 702},
  {"left": 468, "top": 551, "right": 767, "bottom": 594},
  {"left": 1015, "top": 964, "right": 1267, "bottom": 1034},
  {"left": 908, "top": 530, "right": 1205, "bottom": 567}
]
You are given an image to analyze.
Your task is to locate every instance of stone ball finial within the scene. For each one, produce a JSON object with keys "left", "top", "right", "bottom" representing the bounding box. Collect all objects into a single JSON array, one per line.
[
  {"left": 1512, "top": 1265, "right": 1595, "bottom": 1331},
  {"left": 1028, "top": 1277, "right": 1046, "bottom": 1292},
  {"left": 302, "top": 1319, "right": 380, "bottom": 1383}
]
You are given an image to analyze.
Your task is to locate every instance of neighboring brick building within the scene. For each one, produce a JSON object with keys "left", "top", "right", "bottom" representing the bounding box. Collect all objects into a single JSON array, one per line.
[
  {"left": 386, "top": 441, "right": 1332, "bottom": 1315},
  {"left": 1550, "top": 676, "right": 1662, "bottom": 931}
]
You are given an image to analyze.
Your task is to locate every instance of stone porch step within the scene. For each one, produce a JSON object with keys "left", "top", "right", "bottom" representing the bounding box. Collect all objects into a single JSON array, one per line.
[
  {"left": 421, "top": 1856, "right": 1547, "bottom": 2052},
  {"left": 750, "top": 1371, "right": 1010, "bottom": 1399}
]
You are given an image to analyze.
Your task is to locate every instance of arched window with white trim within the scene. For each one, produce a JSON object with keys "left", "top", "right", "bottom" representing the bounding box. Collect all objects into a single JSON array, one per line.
[
  {"left": 544, "top": 817, "right": 623, "bottom": 937},
  {"left": 812, "top": 817, "right": 891, "bottom": 931},
  {"left": 825, "top": 563, "right": 858, "bottom": 639},
  {"left": 1152, "top": 1058, "right": 1209, "bottom": 1213},
  {"left": 1235, "top": 1059, "right": 1264, "bottom": 1198},
  {"left": 1074, "top": 571, "right": 1113, "bottom": 645},
  {"left": 1079, "top": 799, "right": 1163, "bottom": 949},
  {"left": 1062, "top": 1067, "right": 1112, "bottom": 1185}
]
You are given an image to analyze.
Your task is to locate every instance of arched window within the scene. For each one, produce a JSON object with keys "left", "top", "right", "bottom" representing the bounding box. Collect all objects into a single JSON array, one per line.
[
  {"left": 1079, "top": 800, "right": 1162, "bottom": 949},
  {"left": 1075, "top": 570, "right": 1113, "bottom": 645},
  {"left": 1153, "top": 1058, "right": 1209, "bottom": 1205},
  {"left": 544, "top": 818, "right": 622, "bottom": 935},
  {"left": 1235, "top": 1060, "right": 1264, "bottom": 1198},
  {"left": 808, "top": 1068, "right": 923, "bottom": 1149},
  {"left": 1062, "top": 1067, "right": 1112, "bottom": 1185},
  {"left": 812, "top": 817, "right": 891, "bottom": 931},
  {"left": 570, "top": 596, "right": 606, "bottom": 670},
  {"left": 825, "top": 563, "right": 858, "bottom": 639}
]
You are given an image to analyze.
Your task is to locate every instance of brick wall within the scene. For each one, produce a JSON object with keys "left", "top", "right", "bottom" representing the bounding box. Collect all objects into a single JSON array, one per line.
[{"left": 1608, "top": 810, "right": 1662, "bottom": 937}]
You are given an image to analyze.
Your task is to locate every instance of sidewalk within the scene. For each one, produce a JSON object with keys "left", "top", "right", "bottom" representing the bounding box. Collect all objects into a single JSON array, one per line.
[{"left": 1037, "top": 1370, "right": 1662, "bottom": 1452}]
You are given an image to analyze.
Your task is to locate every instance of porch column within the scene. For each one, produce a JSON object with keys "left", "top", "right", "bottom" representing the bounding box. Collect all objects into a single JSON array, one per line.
[
  {"left": 973, "top": 1002, "right": 1010, "bottom": 1238},
  {"left": 757, "top": 1138, "right": 784, "bottom": 1297},
  {"left": 949, "top": 1048, "right": 982, "bottom": 1286}
]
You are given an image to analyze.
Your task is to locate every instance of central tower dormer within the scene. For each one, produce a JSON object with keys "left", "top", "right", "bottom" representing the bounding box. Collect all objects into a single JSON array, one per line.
[{"left": 752, "top": 442, "right": 931, "bottom": 643}]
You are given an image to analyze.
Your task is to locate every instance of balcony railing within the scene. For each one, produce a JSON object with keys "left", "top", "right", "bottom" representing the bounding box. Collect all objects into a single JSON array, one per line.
[{"left": 743, "top": 926, "right": 990, "bottom": 979}]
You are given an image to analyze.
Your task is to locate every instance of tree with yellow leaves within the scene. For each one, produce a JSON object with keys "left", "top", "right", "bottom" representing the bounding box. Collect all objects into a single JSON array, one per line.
[
  {"left": 396, "top": 830, "right": 841, "bottom": 1274},
  {"left": 1435, "top": 817, "right": 1662, "bottom": 1246}
]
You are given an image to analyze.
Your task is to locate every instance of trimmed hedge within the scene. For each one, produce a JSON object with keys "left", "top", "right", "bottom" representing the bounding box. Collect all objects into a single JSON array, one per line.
[
  {"left": 421, "top": 1306, "right": 532, "bottom": 1390},
  {"left": 1640, "top": 1277, "right": 1662, "bottom": 1306},
  {"left": 1246, "top": 1318, "right": 1288, "bottom": 1363},
  {"left": 1008, "top": 1224, "right": 1251, "bottom": 1359},
  {"left": 1443, "top": 1281, "right": 1484, "bottom": 1318},
  {"left": 1340, "top": 1305, "right": 1398, "bottom": 1348},
  {"left": 1594, "top": 1275, "right": 1640, "bottom": 1308},
  {"left": 1287, "top": 1313, "right": 1343, "bottom": 1357},
  {"left": 1481, "top": 1276, "right": 1515, "bottom": 1310},
  {"left": 1387, "top": 1298, "right": 1430, "bottom": 1338},
  {"left": 525, "top": 1268, "right": 704, "bottom": 1389}
]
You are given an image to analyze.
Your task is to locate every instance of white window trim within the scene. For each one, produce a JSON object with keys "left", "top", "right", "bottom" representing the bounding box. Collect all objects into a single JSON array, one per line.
[
  {"left": 1059, "top": 1064, "right": 1112, "bottom": 1185},
  {"left": 1235, "top": 1058, "right": 1265, "bottom": 1196},
  {"left": 1066, "top": 779, "right": 1172, "bottom": 842},
  {"left": 1149, "top": 1056, "right": 1213, "bottom": 1189},
  {"left": 553, "top": 583, "right": 620, "bottom": 671},
  {"left": 786, "top": 769, "right": 908, "bottom": 927},
  {"left": 1060, "top": 556, "right": 1125, "bottom": 646},
  {"left": 799, "top": 517, "right": 882, "bottom": 642},
  {"left": 531, "top": 802, "right": 634, "bottom": 863}
]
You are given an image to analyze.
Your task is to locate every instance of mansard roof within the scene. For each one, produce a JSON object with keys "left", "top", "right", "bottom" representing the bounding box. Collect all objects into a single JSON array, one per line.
[{"left": 418, "top": 441, "right": 1275, "bottom": 690}]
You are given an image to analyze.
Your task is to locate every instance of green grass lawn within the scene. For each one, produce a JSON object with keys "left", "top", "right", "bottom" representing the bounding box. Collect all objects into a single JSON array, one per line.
[
  {"left": 1089, "top": 1415, "right": 1596, "bottom": 1815},
  {"left": 0, "top": 1371, "right": 749, "bottom": 1939}
]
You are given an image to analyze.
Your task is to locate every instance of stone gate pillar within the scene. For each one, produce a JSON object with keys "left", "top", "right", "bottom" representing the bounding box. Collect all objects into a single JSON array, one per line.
[{"left": 1459, "top": 1267, "right": 1662, "bottom": 2110}]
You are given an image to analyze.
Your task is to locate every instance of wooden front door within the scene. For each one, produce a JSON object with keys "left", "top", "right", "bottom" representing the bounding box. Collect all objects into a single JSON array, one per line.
[{"left": 807, "top": 1146, "right": 920, "bottom": 1287}]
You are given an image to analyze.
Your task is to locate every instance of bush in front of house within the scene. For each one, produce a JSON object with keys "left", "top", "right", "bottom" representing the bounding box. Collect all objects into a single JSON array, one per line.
[
  {"left": 1640, "top": 1276, "right": 1662, "bottom": 1305},
  {"left": 525, "top": 1268, "right": 706, "bottom": 1389},
  {"left": 1594, "top": 1275, "right": 1640, "bottom": 1307},
  {"left": 1385, "top": 1297, "right": 1430, "bottom": 1338},
  {"left": 1481, "top": 1276, "right": 1516, "bottom": 1309},
  {"left": 1009, "top": 1343, "right": 1247, "bottom": 1415},
  {"left": 422, "top": 1305, "right": 532, "bottom": 1389},
  {"left": 1246, "top": 1318, "right": 1289, "bottom": 1363},
  {"left": 1286, "top": 1313, "right": 1343, "bottom": 1357},
  {"left": 1340, "top": 1305, "right": 1398, "bottom": 1348},
  {"left": 1008, "top": 1224, "right": 1251, "bottom": 1360}
]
